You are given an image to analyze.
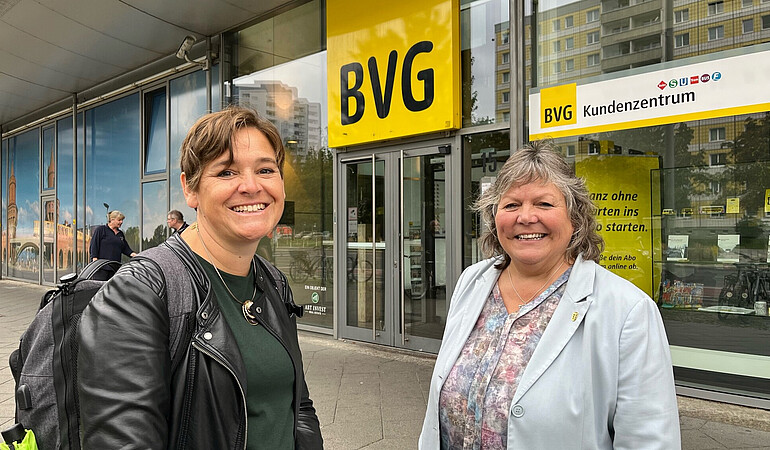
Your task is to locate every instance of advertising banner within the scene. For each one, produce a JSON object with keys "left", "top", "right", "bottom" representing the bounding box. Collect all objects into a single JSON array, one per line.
[
  {"left": 327, "top": 0, "right": 460, "bottom": 147},
  {"left": 530, "top": 49, "right": 770, "bottom": 140},
  {"left": 576, "top": 155, "right": 660, "bottom": 296}
]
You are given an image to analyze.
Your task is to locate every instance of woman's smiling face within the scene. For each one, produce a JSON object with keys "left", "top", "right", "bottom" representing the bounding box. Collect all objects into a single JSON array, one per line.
[
  {"left": 495, "top": 179, "right": 573, "bottom": 272},
  {"left": 183, "top": 126, "right": 285, "bottom": 247}
]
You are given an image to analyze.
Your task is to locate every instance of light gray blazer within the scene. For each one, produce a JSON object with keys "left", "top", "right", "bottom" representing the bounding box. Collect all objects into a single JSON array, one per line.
[{"left": 419, "top": 254, "right": 680, "bottom": 449}]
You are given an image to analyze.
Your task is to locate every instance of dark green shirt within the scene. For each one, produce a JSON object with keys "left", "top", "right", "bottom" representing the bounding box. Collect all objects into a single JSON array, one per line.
[{"left": 196, "top": 255, "right": 295, "bottom": 450}]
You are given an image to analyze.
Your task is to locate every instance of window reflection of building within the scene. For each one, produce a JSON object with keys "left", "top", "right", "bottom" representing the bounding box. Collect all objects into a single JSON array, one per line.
[{"left": 236, "top": 81, "right": 322, "bottom": 157}]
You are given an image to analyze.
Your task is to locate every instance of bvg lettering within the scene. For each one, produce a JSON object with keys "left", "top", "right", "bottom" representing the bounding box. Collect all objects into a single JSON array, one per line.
[
  {"left": 340, "top": 41, "right": 435, "bottom": 125},
  {"left": 543, "top": 105, "right": 573, "bottom": 123}
]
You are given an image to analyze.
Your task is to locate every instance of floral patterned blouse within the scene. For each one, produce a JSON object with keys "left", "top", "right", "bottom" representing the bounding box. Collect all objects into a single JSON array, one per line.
[{"left": 438, "top": 268, "right": 572, "bottom": 449}]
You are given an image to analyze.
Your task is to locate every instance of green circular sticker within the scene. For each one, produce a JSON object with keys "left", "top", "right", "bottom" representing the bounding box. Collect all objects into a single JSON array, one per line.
[{"left": 311, "top": 292, "right": 320, "bottom": 304}]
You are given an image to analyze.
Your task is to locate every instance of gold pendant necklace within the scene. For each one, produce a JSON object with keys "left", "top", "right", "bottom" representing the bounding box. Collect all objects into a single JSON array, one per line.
[
  {"left": 197, "top": 226, "right": 260, "bottom": 325},
  {"left": 507, "top": 261, "right": 565, "bottom": 310}
]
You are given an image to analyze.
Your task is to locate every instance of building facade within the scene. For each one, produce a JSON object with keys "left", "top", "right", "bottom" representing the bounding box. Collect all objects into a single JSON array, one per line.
[{"left": 2, "top": 0, "right": 769, "bottom": 408}]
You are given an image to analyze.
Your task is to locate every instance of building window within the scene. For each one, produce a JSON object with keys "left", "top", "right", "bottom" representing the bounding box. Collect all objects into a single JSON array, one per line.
[
  {"left": 675, "top": 33, "right": 690, "bottom": 48},
  {"left": 567, "top": 145, "right": 576, "bottom": 157},
  {"left": 742, "top": 0, "right": 752, "bottom": 6},
  {"left": 565, "top": 37, "right": 574, "bottom": 49},
  {"left": 710, "top": 180, "right": 722, "bottom": 194},
  {"left": 674, "top": 9, "right": 689, "bottom": 23},
  {"left": 502, "top": 111, "right": 510, "bottom": 122},
  {"left": 502, "top": 71, "right": 510, "bottom": 83},
  {"left": 743, "top": 18, "right": 754, "bottom": 33},
  {"left": 708, "top": 25, "right": 724, "bottom": 40},
  {"left": 502, "top": 91, "right": 510, "bottom": 103},
  {"left": 710, "top": 127, "right": 726, "bottom": 141},
  {"left": 763, "top": 15, "right": 770, "bottom": 29},
  {"left": 586, "top": 9, "right": 599, "bottom": 23},
  {"left": 144, "top": 88, "right": 167, "bottom": 175},
  {"left": 502, "top": 52, "right": 510, "bottom": 64},
  {"left": 553, "top": 61, "right": 562, "bottom": 73},
  {"left": 588, "top": 142, "right": 598, "bottom": 154},
  {"left": 553, "top": 41, "right": 561, "bottom": 52},
  {"left": 587, "top": 31, "right": 600, "bottom": 44},
  {"left": 565, "top": 15, "right": 574, "bottom": 28},
  {"left": 710, "top": 153, "right": 727, "bottom": 166},
  {"left": 587, "top": 53, "right": 600, "bottom": 66},
  {"left": 553, "top": 19, "right": 561, "bottom": 31},
  {"left": 566, "top": 59, "right": 574, "bottom": 71},
  {"left": 502, "top": 31, "right": 510, "bottom": 44},
  {"left": 708, "top": 1, "right": 724, "bottom": 15}
]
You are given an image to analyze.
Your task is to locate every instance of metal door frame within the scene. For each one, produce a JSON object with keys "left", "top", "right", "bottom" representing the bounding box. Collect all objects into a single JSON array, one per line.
[{"left": 335, "top": 138, "right": 455, "bottom": 352}]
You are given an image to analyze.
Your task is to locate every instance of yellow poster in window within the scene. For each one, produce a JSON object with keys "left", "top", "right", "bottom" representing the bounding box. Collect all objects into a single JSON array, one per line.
[
  {"left": 765, "top": 189, "right": 770, "bottom": 213},
  {"left": 726, "top": 197, "right": 740, "bottom": 214},
  {"left": 576, "top": 155, "right": 660, "bottom": 297}
]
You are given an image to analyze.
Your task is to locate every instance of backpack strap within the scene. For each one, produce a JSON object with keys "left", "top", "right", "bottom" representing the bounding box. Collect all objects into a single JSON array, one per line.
[
  {"left": 77, "top": 259, "right": 122, "bottom": 281},
  {"left": 134, "top": 244, "right": 196, "bottom": 373},
  {"left": 255, "top": 255, "right": 303, "bottom": 318}
]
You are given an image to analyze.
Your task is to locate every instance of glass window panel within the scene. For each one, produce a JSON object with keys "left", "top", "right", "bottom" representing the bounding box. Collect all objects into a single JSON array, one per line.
[
  {"left": 85, "top": 94, "right": 140, "bottom": 260},
  {"left": 526, "top": 0, "right": 770, "bottom": 394},
  {"left": 708, "top": 26, "right": 724, "bottom": 41},
  {"left": 461, "top": 0, "right": 509, "bottom": 127},
  {"left": 144, "top": 89, "right": 167, "bottom": 174},
  {"left": 170, "top": 70, "right": 207, "bottom": 224},
  {"left": 461, "top": 130, "right": 510, "bottom": 266},
  {"left": 225, "top": 0, "right": 332, "bottom": 329},
  {"left": 57, "top": 117, "right": 75, "bottom": 276},
  {"left": 77, "top": 112, "right": 86, "bottom": 271},
  {"left": 743, "top": 19, "right": 753, "bottom": 34},
  {"left": 43, "top": 127, "right": 55, "bottom": 191},
  {"left": 7, "top": 129, "right": 40, "bottom": 281},
  {"left": 142, "top": 180, "right": 168, "bottom": 250},
  {"left": 2, "top": 138, "right": 7, "bottom": 275}
]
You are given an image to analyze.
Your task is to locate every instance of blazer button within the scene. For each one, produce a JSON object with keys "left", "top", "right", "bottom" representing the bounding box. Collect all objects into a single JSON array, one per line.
[
  {"left": 203, "top": 332, "right": 213, "bottom": 340},
  {"left": 511, "top": 404, "right": 524, "bottom": 418}
]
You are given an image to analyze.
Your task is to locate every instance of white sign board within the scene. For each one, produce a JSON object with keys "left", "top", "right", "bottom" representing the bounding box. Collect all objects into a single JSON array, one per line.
[{"left": 529, "top": 49, "right": 770, "bottom": 140}]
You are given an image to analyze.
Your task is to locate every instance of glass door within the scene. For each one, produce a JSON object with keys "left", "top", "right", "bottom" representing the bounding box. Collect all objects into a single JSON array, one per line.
[
  {"left": 399, "top": 151, "right": 447, "bottom": 353},
  {"left": 340, "top": 156, "right": 390, "bottom": 345},
  {"left": 338, "top": 145, "right": 449, "bottom": 352}
]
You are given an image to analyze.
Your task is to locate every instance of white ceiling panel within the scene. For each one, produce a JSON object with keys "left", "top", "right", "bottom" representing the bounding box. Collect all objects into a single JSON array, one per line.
[{"left": 1, "top": 0, "right": 295, "bottom": 129}]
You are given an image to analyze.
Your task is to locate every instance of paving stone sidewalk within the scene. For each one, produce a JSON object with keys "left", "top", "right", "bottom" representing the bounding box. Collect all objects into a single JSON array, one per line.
[{"left": 1, "top": 279, "right": 769, "bottom": 449}]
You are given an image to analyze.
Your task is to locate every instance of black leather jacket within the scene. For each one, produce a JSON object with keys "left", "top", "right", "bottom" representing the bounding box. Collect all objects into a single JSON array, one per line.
[{"left": 77, "top": 234, "right": 323, "bottom": 449}]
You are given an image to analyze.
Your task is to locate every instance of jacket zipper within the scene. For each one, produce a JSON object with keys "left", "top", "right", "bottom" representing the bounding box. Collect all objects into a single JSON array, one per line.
[
  {"left": 192, "top": 341, "right": 249, "bottom": 450},
  {"left": 177, "top": 346, "right": 197, "bottom": 449}
]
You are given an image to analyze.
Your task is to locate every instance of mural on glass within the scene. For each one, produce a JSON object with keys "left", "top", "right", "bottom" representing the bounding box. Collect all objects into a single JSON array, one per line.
[
  {"left": 7, "top": 130, "right": 40, "bottom": 281},
  {"left": 57, "top": 117, "right": 75, "bottom": 277},
  {"left": 2, "top": 139, "right": 7, "bottom": 276},
  {"left": 42, "top": 126, "right": 56, "bottom": 283},
  {"left": 84, "top": 94, "right": 141, "bottom": 260}
]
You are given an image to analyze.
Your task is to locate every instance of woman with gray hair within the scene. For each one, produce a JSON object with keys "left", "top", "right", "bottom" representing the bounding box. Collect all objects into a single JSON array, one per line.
[{"left": 420, "top": 141, "right": 679, "bottom": 449}]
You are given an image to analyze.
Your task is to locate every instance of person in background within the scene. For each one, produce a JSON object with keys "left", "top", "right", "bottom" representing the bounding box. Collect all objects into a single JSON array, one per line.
[
  {"left": 420, "top": 141, "right": 680, "bottom": 449},
  {"left": 77, "top": 106, "right": 323, "bottom": 448},
  {"left": 167, "top": 209, "right": 189, "bottom": 233},
  {"left": 88, "top": 210, "right": 136, "bottom": 279}
]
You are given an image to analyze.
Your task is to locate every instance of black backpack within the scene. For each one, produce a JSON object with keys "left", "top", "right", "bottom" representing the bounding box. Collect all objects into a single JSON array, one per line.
[
  {"left": 6, "top": 245, "right": 192, "bottom": 450},
  {"left": 6, "top": 241, "right": 299, "bottom": 450}
]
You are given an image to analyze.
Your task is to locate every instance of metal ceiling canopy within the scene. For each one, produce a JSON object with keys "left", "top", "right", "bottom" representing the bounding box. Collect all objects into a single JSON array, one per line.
[{"left": 0, "top": 0, "right": 289, "bottom": 132}]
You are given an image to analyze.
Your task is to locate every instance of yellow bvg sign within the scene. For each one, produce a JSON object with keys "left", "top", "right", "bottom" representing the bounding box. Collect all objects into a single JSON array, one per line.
[
  {"left": 540, "top": 83, "right": 577, "bottom": 129},
  {"left": 327, "top": 0, "right": 460, "bottom": 147}
]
